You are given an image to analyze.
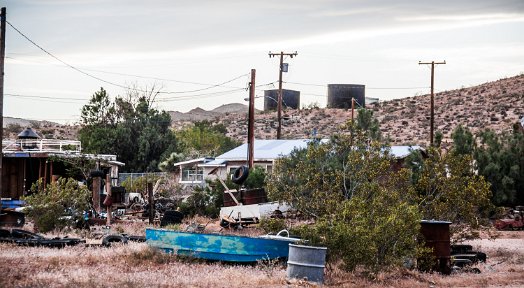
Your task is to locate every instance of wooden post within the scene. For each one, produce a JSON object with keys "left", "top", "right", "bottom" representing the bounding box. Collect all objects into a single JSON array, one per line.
[
  {"left": 0, "top": 7, "right": 6, "bottom": 206},
  {"left": 148, "top": 181, "right": 154, "bottom": 224},
  {"left": 106, "top": 173, "right": 112, "bottom": 226},
  {"left": 92, "top": 162, "right": 101, "bottom": 214},
  {"left": 43, "top": 160, "right": 47, "bottom": 192}
]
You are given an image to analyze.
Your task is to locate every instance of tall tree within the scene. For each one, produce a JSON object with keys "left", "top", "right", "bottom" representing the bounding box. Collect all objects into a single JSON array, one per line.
[
  {"left": 451, "top": 125, "right": 474, "bottom": 155},
  {"left": 78, "top": 87, "right": 177, "bottom": 172},
  {"left": 474, "top": 130, "right": 524, "bottom": 206}
]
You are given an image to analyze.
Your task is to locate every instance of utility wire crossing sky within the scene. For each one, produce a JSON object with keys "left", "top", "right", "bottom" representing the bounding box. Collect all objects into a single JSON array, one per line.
[{"left": 1, "top": 0, "right": 523, "bottom": 123}]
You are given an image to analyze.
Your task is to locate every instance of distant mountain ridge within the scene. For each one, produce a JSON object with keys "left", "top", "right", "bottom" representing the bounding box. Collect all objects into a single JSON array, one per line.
[{"left": 168, "top": 103, "right": 250, "bottom": 121}]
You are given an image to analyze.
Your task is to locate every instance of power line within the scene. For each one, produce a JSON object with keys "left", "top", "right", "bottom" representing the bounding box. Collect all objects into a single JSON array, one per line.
[
  {"left": 284, "top": 81, "right": 429, "bottom": 90},
  {"left": 80, "top": 67, "right": 247, "bottom": 90},
  {"left": 5, "top": 93, "right": 86, "bottom": 101},
  {"left": 6, "top": 20, "right": 135, "bottom": 91},
  {"left": 6, "top": 21, "right": 250, "bottom": 94}
]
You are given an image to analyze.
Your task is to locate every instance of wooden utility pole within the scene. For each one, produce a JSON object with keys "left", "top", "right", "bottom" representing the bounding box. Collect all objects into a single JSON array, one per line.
[
  {"left": 247, "top": 69, "right": 255, "bottom": 169},
  {"left": 419, "top": 60, "right": 446, "bottom": 146},
  {"left": 0, "top": 7, "right": 6, "bottom": 206},
  {"left": 268, "top": 51, "right": 297, "bottom": 139},
  {"left": 350, "top": 98, "right": 355, "bottom": 146}
]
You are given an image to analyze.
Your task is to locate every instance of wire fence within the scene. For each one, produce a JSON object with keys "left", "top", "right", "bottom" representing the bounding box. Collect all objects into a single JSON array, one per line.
[{"left": 118, "top": 172, "right": 168, "bottom": 187}]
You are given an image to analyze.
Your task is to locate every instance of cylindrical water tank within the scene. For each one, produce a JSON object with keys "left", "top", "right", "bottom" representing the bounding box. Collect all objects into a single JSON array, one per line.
[
  {"left": 327, "top": 84, "right": 365, "bottom": 109},
  {"left": 264, "top": 89, "right": 300, "bottom": 111}
]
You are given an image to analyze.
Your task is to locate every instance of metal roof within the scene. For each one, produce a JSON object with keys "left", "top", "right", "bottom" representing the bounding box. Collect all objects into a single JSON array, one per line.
[
  {"left": 186, "top": 140, "right": 424, "bottom": 168},
  {"left": 172, "top": 157, "right": 214, "bottom": 167},
  {"left": 387, "top": 145, "right": 423, "bottom": 159},
  {"left": 215, "top": 139, "right": 313, "bottom": 161}
]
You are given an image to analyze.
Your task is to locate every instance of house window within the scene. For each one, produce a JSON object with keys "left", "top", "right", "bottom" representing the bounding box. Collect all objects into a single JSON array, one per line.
[
  {"left": 266, "top": 165, "right": 273, "bottom": 174},
  {"left": 181, "top": 167, "right": 204, "bottom": 182}
]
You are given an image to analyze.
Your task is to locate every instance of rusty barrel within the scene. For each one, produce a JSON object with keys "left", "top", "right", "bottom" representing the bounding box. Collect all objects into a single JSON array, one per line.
[{"left": 420, "top": 220, "right": 452, "bottom": 274}]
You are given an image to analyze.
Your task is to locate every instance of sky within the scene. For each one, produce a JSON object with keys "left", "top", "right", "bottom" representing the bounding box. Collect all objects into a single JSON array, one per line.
[{"left": 1, "top": 0, "right": 523, "bottom": 124}]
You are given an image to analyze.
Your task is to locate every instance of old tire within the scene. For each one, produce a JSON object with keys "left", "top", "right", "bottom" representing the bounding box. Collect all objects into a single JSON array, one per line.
[
  {"left": 232, "top": 166, "right": 249, "bottom": 185},
  {"left": 102, "top": 234, "right": 128, "bottom": 247}
]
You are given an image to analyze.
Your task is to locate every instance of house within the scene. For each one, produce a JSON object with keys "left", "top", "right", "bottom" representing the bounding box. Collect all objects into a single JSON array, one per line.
[
  {"left": 1, "top": 128, "right": 123, "bottom": 213},
  {"left": 172, "top": 139, "right": 425, "bottom": 186},
  {"left": 172, "top": 139, "right": 317, "bottom": 186}
]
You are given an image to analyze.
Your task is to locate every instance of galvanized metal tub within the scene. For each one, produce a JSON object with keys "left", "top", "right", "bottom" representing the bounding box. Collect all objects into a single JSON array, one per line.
[{"left": 286, "top": 244, "right": 327, "bottom": 284}]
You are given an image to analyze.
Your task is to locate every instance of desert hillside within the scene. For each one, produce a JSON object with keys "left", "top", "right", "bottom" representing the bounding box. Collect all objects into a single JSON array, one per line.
[
  {"left": 3, "top": 74, "right": 523, "bottom": 147},
  {"left": 176, "top": 74, "right": 523, "bottom": 147}
]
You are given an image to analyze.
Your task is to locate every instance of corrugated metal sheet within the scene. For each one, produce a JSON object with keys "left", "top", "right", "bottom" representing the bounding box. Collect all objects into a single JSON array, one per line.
[
  {"left": 193, "top": 140, "right": 423, "bottom": 168},
  {"left": 387, "top": 145, "right": 423, "bottom": 159},
  {"left": 217, "top": 139, "right": 312, "bottom": 161}
]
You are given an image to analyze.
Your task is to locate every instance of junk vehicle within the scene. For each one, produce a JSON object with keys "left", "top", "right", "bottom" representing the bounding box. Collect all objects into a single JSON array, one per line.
[
  {"left": 0, "top": 228, "right": 84, "bottom": 247},
  {"left": 0, "top": 200, "right": 25, "bottom": 227},
  {"left": 495, "top": 206, "right": 524, "bottom": 230},
  {"left": 213, "top": 166, "right": 290, "bottom": 228}
]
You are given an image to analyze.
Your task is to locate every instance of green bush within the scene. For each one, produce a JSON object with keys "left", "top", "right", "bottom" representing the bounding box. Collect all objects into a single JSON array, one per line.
[
  {"left": 259, "top": 218, "right": 286, "bottom": 234},
  {"left": 179, "top": 181, "right": 223, "bottom": 218},
  {"left": 23, "top": 178, "right": 91, "bottom": 232}
]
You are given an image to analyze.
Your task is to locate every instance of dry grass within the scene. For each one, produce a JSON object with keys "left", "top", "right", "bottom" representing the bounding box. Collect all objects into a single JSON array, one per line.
[{"left": 1, "top": 224, "right": 523, "bottom": 288}]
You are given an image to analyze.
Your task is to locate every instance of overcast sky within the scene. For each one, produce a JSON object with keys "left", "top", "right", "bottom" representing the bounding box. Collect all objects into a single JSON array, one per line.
[{"left": 1, "top": 0, "right": 523, "bottom": 124}]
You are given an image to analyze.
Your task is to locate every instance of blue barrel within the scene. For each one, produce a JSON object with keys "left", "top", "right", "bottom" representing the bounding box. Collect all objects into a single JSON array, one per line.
[{"left": 286, "top": 244, "right": 327, "bottom": 284}]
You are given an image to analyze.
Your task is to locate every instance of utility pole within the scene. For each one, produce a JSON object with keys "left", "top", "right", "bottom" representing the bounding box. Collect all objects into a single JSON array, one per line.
[
  {"left": 268, "top": 51, "right": 297, "bottom": 139},
  {"left": 247, "top": 69, "right": 255, "bottom": 169},
  {"left": 419, "top": 60, "right": 446, "bottom": 146},
  {"left": 0, "top": 7, "right": 6, "bottom": 206},
  {"left": 350, "top": 98, "right": 355, "bottom": 147}
]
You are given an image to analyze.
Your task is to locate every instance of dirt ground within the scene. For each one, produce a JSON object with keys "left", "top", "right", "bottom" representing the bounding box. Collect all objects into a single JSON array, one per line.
[{"left": 0, "top": 222, "right": 523, "bottom": 288}]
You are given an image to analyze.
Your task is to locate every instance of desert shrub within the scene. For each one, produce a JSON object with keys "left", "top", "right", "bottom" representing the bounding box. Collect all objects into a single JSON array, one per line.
[
  {"left": 258, "top": 218, "right": 286, "bottom": 234},
  {"left": 179, "top": 182, "right": 223, "bottom": 218},
  {"left": 268, "top": 127, "right": 421, "bottom": 272},
  {"left": 244, "top": 166, "right": 267, "bottom": 189},
  {"left": 23, "top": 178, "right": 91, "bottom": 232},
  {"left": 127, "top": 247, "right": 175, "bottom": 265}
]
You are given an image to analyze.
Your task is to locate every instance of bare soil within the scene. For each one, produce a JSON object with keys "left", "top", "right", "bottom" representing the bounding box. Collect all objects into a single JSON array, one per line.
[{"left": 0, "top": 223, "right": 523, "bottom": 288}]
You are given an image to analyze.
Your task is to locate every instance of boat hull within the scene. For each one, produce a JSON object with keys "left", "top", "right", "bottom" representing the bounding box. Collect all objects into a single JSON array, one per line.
[{"left": 146, "top": 228, "right": 298, "bottom": 262}]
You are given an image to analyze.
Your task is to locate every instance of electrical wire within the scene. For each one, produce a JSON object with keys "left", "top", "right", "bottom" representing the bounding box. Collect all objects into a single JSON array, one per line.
[
  {"left": 6, "top": 20, "right": 136, "bottom": 91},
  {"left": 5, "top": 93, "right": 86, "bottom": 101},
  {"left": 80, "top": 67, "right": 247, "bottom": 90},
  {"left": 6, "top": 21, "right": 250, "bottom": 94},
  {"left": 284, "top": 81, "right": 429, "bottom": 90}
]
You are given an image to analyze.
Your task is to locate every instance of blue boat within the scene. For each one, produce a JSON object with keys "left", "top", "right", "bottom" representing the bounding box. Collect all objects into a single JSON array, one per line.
[{"left": 145, "top": 228, "right": 300, "bottom": 262}]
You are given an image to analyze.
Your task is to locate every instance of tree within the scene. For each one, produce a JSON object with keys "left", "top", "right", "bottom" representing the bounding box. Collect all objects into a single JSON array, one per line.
[
  {"left": 410, "top": 147, "right": 492, "bottom": 227},
  {"left": 474, "top": 130, "right": 524, "bottom": 206},
  {"left": 173, "top": 120, "right": 240, "bottom": 160},
  {"left": 451, "top": 125, "right": 474, "bottom": 155},
  {"left": 355, "top": 108, "right": 381, "bottom": 141},
  {"left": 267, "top": 124, "right": 421, "bottom": 272},
  {"left": 78, "top": 87, "right": 178, "bottom": 172}
]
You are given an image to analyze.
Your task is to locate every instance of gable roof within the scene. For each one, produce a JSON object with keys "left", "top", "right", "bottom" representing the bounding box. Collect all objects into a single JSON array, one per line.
[
  {"left": 200, "top": 139, "right": 315, "bottom": 167},
  {"left": 197, "top": 139, "right": 424, "bottom": 168}
]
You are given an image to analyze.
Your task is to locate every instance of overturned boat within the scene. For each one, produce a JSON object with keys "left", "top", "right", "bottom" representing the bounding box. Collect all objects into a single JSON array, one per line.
[{"left": 146, "top": 228, "right": 300, "bottom": 262}]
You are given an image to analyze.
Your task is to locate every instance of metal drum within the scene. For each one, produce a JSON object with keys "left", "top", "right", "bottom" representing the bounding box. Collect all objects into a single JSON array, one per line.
[
  {"left": 420, "top": 220, "right": 452, "bottom": 274},
  {"left": 286, "top": 244, "right": 327, "bottom": 284}
]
